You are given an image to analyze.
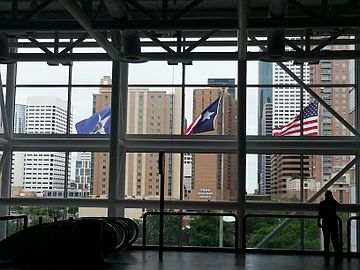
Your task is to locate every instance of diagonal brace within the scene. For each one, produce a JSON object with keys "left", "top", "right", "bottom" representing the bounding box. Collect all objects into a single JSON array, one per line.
[
  {"left": 22, "top": 0, "right": 55, "bottom": 21},
  {"left": 125, "top": 0, "right": 159, "bottom": 20},
  {"left": 170, "top": 0, "right": 204, "bottom": 20},
  {"left": 27, "top": 36, "right": 53, "bottom": 54},
  {"left": 142, "top": 31, "right": 175, "bottom": 53},
  {"left": 185, "top": 30, "right": 217, "bottom": 53},
  {"left": 285, "top": 38, "right": 304, "bottom": 52},
  {"left": 60, "top": 33, "right": 89, "bottom": 54},
  {"left": 59, "top": 0, "right": 121, "bottom": 61},
  {"left": 256, "top": 156, "right": 359, "bottom": 248},
  {"left": 278, "top": 62, "right": 360, "bottom": 137},
  {"left": 288, "top": 0, "right": 315, "bottom": 17},
  {"left": 0, "top": 74, "right": 8, "bottom": 138},
  {"left": 332, "top": 0, "right": 360, "bottom": 17},
  {"left": 311, "top": 28, "right": 349, "bottom": 53}
]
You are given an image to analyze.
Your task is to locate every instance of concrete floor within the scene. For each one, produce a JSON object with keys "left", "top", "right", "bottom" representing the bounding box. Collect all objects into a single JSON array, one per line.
[
  {"left": 2, "top": 250, "right": 360, "bottom": 269},
  {"left": 103, "top": 250, "right": 360, "bottom": 270}
]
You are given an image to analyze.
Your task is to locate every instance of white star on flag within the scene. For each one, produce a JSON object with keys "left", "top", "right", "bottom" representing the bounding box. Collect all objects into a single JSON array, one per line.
[
  {"left": 91, "top": 115, "right": 110, "bottom": 134},
  {"left": 202, "top": 110, "right": 214, "bottom": 121}
]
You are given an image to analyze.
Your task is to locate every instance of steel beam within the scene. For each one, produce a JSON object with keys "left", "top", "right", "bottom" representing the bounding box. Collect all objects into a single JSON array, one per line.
[
  {"left": 5, "top": 135, "right": 360, "bottom": 154},
  {"left": 11, "top": 50, "right": 360, "bottom": 62},
  {"left": 1, "top": 17, "right": 360, "bottom": 32},
  {"left": 0, "top": 197, "right": 360, "bottom": 213},
  {"left": 237, "top": 0, "right": 249, "bottom": 250},
  {"left": 59, "top": 0, "right": 121, "bottom": 61}
]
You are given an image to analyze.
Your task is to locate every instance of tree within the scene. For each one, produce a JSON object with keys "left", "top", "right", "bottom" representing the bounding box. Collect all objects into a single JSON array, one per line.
[
  {"left": 182, "top": 216, "right": 235, "bottom": 247},
  {"left": 144, "top": 214, "right": 183, "bottom": 246}
]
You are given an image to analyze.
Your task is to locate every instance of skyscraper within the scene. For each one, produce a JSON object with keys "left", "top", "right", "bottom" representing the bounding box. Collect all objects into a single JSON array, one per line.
[
  {"left": 208, "top": 78, "right": 236, "bottom": 98},
  {"left": 23, "top": 97, "right": 70, "bottom": 196},
  {"left": 259, "top": 102, "right": 272, "bottom": 195},
  {"left": 271, "top": 62, "right": 312, "bottom": 200},
  {"left": 187, "top": 88, "right": 237, "bottom": 201},
  {"left": 12, "top": 104, "right": 26, "bottom": 190},
  {"left": 257, "top": 62, "right": 273, "bottom": 195},
  {"left": 74, "top": 152, "right": 91, "bottom": 194},
  {"left": 311, "top": 44, "right": 352, "bottom": 203},
  {"left": 92, "top": 76, "right": 182, "bottom": 199}
]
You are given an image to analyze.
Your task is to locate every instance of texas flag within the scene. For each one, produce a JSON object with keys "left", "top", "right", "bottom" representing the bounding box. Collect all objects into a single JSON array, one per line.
[
  {"left": 184, "top": 95, "right": 222, "bottom": 135},
  {"left": 75, "top": 106, "right": 111, "bottom": 134}
]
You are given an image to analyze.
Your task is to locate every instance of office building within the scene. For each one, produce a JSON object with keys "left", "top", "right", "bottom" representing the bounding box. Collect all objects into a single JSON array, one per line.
[
  {"left": 22, "top": 97, "right": 70, "bottom": 196},
  {"left": 208, "top": 78, "right": 236, "bottom": 98},
  {"left": 259, "top": 102, "right": 272, "bottom": 195},
  {"left": 271, "top": 62, "right": 312, "bottom": 200},
  {"left": 92, "top": 77, "right": 182, "bottom": 199},
  {"left": 74, "top": 152, "right": 91, "bottom": 195},
  {"left": 187, "top": 88, "right": 237, "bottom": 201}
]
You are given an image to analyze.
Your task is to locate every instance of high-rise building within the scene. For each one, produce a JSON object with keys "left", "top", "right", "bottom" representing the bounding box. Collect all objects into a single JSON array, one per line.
[
  {"left": 311, "top": 44, "right": 352, "bottom": 203},
  {"left": 12, "top": 104, "right": 26, "bottom": 191},
  {"left": 92, "top": 76, "right": 182, "bottom": 199},
  {"left": 271, "top": 62, "right": 312, "bottom": 200},
  {"left": 208, "top": 78, "right": 236, "bottom": 98},
  {"left": 259, "top": 102, "right": 272, "bottom": 195},
  {"left": 14, "top": 104, "right": 26, "bottom": 134},
  {"left": 74, "top": 152, "right": 91, "bottom": 194},
  {"left": 23, "top": 97, "right": 70, "bottom": 196},
  {"left": 187, "top": 88, "right": 237, "bottom": 201},
  {"left": 183, "top": 153, "right": 192, "bottom": 199},
  {"left": 257, "top": 62, "right": 273, "bottom": 195}
]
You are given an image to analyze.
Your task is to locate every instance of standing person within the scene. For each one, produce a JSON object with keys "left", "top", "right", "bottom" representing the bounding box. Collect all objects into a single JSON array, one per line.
[{"left": 318, "top": 190, "right": 342, "bottom": 255}]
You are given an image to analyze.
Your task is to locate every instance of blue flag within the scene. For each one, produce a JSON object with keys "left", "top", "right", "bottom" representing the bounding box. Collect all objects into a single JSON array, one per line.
[
  {"left": 75, "top": 106, "right": 111, "bottom": 134},
  {"left": 184, "top": 95, "right": 222, "bottom": 135}
]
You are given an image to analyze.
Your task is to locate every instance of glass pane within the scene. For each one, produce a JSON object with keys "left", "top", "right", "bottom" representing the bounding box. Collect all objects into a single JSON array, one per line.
[
  {"left": 245, "top": 215, "right": 321, "bottom": 251},
  {"left": 143, "top": 212, "right": 236, "bottom": 248},
  {"left": 11, "top": 151, "right": 68, "bottom": 198},
  {"left": 127, "top": 87, "right": 182, "bottom": 135},
  {"left": 183, "top": 153, "right": 237, "bottom": 201},
  {"left": 184, "top": 87, "right": 237, "bottom": 135},
  {"left": 71, "top": 85, "right": 110, "bottom": 135},
  {"left": 15, "top": 88, "right": 68, "bottom": 134},
  {"left": 72, "top": 61, "right": 111, "bottom": 84},
  {"left": 125, "top": 153, "right": 180, "bottom": 200},
  {"left": 129, "top": 61, "right": 182, "bottom": 84},
  {"left": 254, "top": 154, "right": 354, "bottom": 203},
  {"left": 10, "top": 206, "right": 67, "bottom": 226},
  {"left": 17, "top": 62, "right": 69, "bottom": 84}
]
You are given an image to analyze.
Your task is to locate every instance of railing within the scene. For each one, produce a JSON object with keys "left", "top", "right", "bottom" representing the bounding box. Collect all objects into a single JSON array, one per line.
[
  {"left": 142, "top": 212, "right": 238, "bottom": 249},
  {"left": 243, "top": 214, "right": 342, "bottom": 251},
  {"left": 0, "top": 215, "right": 28, "bottom": 232},
  {"left": 347, "top": 216, "right": 360, "bottom": 253}
]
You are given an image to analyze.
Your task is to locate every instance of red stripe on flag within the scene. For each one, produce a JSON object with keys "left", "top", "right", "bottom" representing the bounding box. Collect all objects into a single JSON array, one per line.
[{"left": 273, "top": 118, "right": 318, "bottom": 136}]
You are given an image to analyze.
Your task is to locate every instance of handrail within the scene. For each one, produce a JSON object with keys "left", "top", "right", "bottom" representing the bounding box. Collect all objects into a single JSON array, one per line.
[
  {"left": 0, "top": 215, "right": 28, "bottom": 231},
  {"left": 243, "top": 214, "right": 342, "bottom": 252},
  {"left": 143, "top": 212, "right": 238, "bottom": 250},
  {"left": 346, "top": 216, "right": 360, "bottom": 253}
]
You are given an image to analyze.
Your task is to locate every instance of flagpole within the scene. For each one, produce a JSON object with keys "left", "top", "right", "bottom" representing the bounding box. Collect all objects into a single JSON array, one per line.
[
  {"left": 219, "top": 91, "right": 225, "bottom": 247},
  {"left": 299, "top": 63, "right": 305, "bottom": 251}
]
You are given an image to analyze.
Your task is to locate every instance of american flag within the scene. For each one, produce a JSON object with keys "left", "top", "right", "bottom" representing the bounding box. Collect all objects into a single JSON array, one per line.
[{"left": 272, "top": 101, "right": 319, "bottom": 136}]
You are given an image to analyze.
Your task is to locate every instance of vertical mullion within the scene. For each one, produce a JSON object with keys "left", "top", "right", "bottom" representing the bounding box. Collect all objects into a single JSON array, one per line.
[
  {"left": 237, "top": 0, "right": 249, "bottom": 250},
  {"left": 355, "top": 29, "right": 360, "bottom": 252}
]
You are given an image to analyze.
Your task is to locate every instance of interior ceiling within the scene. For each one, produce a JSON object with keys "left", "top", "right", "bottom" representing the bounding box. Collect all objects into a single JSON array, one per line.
[
  {"left": 0, "top": 0, "right": 360, "bottom": 62},
  {"left": 0, "top": 0, "right": 359, "bottom": 35}
]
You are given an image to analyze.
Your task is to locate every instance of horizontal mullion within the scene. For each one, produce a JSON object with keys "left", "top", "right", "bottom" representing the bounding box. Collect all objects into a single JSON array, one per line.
[
  {"left": 10, "top": 83, "right": 356, "bottom": 88},
  {"left": 2, "top": 135, "right": 360, "bottom": 154},
  {"left": 10, "top": 50, "right": 360, "bottom": 62},
  {"left": 0, "top": 198, "right": 359, "bottom": 213}
]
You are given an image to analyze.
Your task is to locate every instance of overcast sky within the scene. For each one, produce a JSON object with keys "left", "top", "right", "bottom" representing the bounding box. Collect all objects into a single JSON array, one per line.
[{"left": 1, "top": 58, "right": 260, "bottom": 194}]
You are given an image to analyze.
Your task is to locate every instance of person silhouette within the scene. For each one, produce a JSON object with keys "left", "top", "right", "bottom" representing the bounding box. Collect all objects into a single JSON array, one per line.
[{"left": 317, "top": 190, "right": 342, "bottom": 255}]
